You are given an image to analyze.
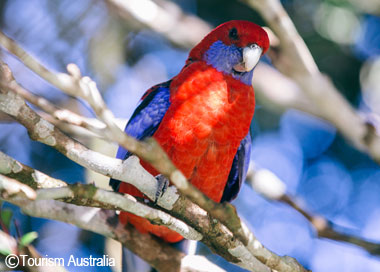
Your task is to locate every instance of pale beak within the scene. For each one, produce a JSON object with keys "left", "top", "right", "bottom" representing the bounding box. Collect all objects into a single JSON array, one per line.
[{"left": 233, "top": 44, "right": 262, "bottom": 73}]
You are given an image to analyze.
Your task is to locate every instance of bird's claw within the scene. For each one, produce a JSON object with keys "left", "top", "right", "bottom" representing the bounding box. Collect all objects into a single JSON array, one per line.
[{"left": 154, "top": 174, "right": 169, "bottom": 204}]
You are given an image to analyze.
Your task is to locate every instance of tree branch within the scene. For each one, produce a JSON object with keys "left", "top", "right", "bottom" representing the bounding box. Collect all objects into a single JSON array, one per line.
[
  {"left": 241, "top": 0, "right": 380, "bottom": 164},
  {"left": 0, "top": 152, "right": 275, "bottom": 272},
  {"left": 105, "top": 0, "right": 212, "bottom": 49},
  {"left": 0, "top": 172, "right": 228, "bottom": 271},
  {"left": 247, "top": 167, "right": 380, "bottom": 256},
  {"left": 0, "top": 151, "right": 291, "bottom": 272},
  {"left": 0, "top": 78, "right": 106, "bottom": 133},
  {"left": 2, "top": 197, "right": 186, "bottom": 271},
  {"left": 0, "top": 152, "right": 201, "bottom": 241}
]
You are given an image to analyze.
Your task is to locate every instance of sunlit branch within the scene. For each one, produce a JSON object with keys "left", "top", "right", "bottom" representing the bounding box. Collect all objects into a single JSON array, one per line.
[
  {"left": 1, "top": 196, "right": 186, "bottom": 271},
  {"left": 0, "top": 168, "right": 226, "bottom": 272},
  {"left": 0, "top": 159, "right": 201, "bottom": 241},
  {"left": 0, "top": 151, "right": 268, "bottom": 272},
  {"left": 105, "top": 0, "right": 211, "bottom": 49},
  {"left": 0, "top": 79, "right": 106, "bottom": 132}
]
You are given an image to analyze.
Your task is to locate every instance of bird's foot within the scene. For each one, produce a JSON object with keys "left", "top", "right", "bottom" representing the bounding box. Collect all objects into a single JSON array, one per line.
[{"left": 154, "top": 174, "right": 169, "bottom": 204}]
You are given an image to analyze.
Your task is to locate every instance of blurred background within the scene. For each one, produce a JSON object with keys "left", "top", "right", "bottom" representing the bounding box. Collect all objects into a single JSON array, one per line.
[{"left": 0, "top": 0, "right": 380, "bottom": 271}]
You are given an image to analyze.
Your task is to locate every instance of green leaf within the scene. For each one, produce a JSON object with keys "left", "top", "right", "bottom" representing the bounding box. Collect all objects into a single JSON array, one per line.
[
  {"left": 19, "top": 231, "right": 38, "bottom": 247},
  {"left": 1, "top": 209, "right": 13, "bottom": 230}
]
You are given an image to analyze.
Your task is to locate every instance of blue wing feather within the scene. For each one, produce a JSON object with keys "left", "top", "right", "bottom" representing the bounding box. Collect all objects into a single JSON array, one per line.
[
  {"left": 221, "top": 132, "right": 252, "bottom": 202},
  {"left": 110, "top": 81, "right": 171, "bottom": 191}
]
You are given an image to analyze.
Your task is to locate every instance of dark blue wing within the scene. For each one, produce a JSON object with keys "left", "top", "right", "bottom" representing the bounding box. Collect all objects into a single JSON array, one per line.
[
  {"left": 109, "top": 80, "right": 171, "bottom": 191},
  {"left": 221, "top": 132, "right": 252, "bottom": 202}
]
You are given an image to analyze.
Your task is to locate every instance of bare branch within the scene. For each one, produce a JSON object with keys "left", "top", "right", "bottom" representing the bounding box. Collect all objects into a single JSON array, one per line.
[
  {"left": 37, "top": 111, "right": 105, "bottom": 139},
  {"left": 0, "top": 158, "right": 228, "bottom": 272},
  {"left": 0, "top": 174, "right": 36, "bottom": 200},
  {"left": 252, "top": 63, "right": 321, "bottom": 118},
  {"left": 105, "top": 0, "right": 211, "bottom": 49},
  {"left": 0, "top": 151, "right": 275, "bottom": 272},
  {"left": 0, "top": 73, "right": 128, "bottom": 141},
  {"left": 248, "top": 168, "right": 380, "bottom": 256},
  {"left": 0, "top": 79, "right": 105, "bottom": 132},
  {"left": 0, "top": 152, "right": 201, "bottom": 241},
  {"left": 4, "top": 197, "right": 186, "bottom": 272}
]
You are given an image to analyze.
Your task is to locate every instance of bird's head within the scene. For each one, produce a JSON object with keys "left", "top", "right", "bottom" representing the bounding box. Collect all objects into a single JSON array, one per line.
[{"left": 188, "top": 20, "right": 269, "bottom": 85}]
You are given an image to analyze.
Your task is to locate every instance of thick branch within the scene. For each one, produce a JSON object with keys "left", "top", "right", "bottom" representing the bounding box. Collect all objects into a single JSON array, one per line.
[
  {"left": 0, "top": 171, "right": 227, "bottom": 272},
  {"left": 0, "top": 153, "right": 201, "bottom": 241},
  {"left": 0, "top": 173, "right": 187, "bottom": 271},
  {"left": 0, "top": 152, "right": 276, "bottom": 272},
  {"left": 105, "top": 0, "right": 211, "bottom": 49},
  {"left": 4, "top": 197, "right": 186, "bottom": 272},
  {"left": 252, "top": 63, "right": 321, "bottom": 118}
]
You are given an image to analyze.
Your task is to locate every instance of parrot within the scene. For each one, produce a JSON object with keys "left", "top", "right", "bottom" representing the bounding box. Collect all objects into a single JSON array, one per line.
[{"left": 110, "top": 20, "right": 269, "bottom": 243}]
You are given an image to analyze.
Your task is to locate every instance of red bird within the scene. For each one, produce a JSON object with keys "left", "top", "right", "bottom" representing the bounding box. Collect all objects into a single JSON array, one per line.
[{"left": 110, "top": 20, "right": 269, "bottom": 243}]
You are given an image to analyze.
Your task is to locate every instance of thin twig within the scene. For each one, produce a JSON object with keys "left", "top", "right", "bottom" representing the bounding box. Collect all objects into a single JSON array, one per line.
[
  {"left": 0, "top": 79, "right": 105, "bottom": 132},
  {"left": 247, "top": 168, "right": 380, "bottom": 256}
]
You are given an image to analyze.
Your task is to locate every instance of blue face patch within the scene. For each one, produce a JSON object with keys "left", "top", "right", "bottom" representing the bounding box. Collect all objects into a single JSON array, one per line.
[{"left": 204, "top": 40, "right": 254, "bottom": 86}]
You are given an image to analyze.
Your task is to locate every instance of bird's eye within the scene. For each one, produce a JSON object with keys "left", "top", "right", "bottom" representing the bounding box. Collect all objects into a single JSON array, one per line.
[{"left": 229, "top": 28, "right": 239, "bottom": 40}]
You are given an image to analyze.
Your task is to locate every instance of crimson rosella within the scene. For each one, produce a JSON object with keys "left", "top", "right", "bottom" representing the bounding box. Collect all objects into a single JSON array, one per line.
[{"left": 110, "top": 20, "right": 269, "bottom": 243}]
